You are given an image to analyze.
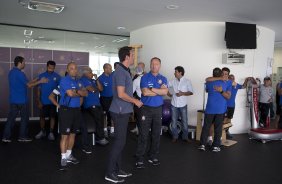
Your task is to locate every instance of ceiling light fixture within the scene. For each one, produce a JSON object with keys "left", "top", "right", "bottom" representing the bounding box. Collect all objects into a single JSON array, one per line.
[
  {"left": 19, "top": 0, "right": 64, "bottom": 13},
  {"left": 24, "top": 29, "right": 33, "bottom": 36},
  {"left": 117, "top": 26, "right": 126, "bottom": 30},
  {"left": 166, "top": 4, "right": 179, "bottom": 10}
]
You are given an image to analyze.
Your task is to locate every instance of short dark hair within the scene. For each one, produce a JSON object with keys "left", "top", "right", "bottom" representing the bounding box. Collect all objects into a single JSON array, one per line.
[
  {"left": 175, "top": 66, "right": 185, "bottom": 76},
  {"left": 14, "top": 56, "right": 25, "bottom": 66},
  {"left": 150, "top": 57, "right": 161, "bottom": 63},
  {"left": 47, "top": 60, "right": 56, "bottom": 67},
  {"left": 114, "top": 62, "right": 119, "bottom": 68},
  {"left": 103, "top": 63, "right": 111, "bottom": 69},
  {"left": 118, "top": 46, "right": 132, "bottom": 62},
  {"left": 213, "top": 67, "right": 222, "bottom": 77},
  {"left": 222, "top": 67, "right": 230, "bottom": 74}
]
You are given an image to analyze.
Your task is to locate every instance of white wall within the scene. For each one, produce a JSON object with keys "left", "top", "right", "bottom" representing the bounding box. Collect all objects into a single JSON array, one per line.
[{"left": 130, "top": 22, "right": 275, "bottom": 134}]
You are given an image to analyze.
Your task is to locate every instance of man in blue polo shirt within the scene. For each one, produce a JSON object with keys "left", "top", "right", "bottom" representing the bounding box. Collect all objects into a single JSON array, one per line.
[
  {"left": 199, "top": 68, "right": 231, "bottom": 152},
  {"left": 135, "top": 57, "right": 168, "bottom": 169},
  {"left": 80, "top": 66, "right": 108, "bottom": 153},
  {"left": 35, "top": 60, "right": 61, "bottom": 141},
  {"left": 58, "top": 62, "right": 88, "bottom": 170},
  {"left": 98, "top": 63, "right": 114, "bottom": 137},
  {"left": 105, "top": 46, "right": 143, "bottom": 183},
  {"left": 2, "top": 56, "right": 48, "bottom": 143}
]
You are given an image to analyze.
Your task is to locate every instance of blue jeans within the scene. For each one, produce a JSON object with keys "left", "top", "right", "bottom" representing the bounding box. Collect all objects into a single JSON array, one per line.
[
  {"left": 3, "top": 104, "right": 29, "bottom": 139},
  {"left": 171, "top": 105, "right": 188, "bottom": 140}
]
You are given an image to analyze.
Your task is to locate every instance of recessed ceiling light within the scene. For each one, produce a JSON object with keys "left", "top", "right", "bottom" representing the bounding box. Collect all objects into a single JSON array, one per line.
[
  {"left": 19, "top": 0, "right": 65, "bottom": 13},
  {"left": 38, "top": 36, "right": 45, "bottom": 39},
  {"left": 117, "top": 26, "right": 126, "bottom": 30},
  {"left": 24, "top": 29, "right": 33, "bottom": 36},
  {"left": 166, "top": 5, "right": 179, "bottom": 10}
]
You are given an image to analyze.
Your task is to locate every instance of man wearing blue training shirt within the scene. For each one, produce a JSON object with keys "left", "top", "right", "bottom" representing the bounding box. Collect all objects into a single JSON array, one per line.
[
  {"left": 135, "top": 57, "right": 168, "bottom": 169},
  {"left": 199, "top": 68, "right": 231, "bottom": 152},
  {"left": 2, "top": 56, "right": 48, "bottom": 143},
  {"left": 35, "top": 60, "right": 61, "bottom": 141}
]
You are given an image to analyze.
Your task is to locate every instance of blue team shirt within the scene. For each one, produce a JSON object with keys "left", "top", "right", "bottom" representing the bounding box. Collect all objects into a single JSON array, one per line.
[
  {"left": 140, "top": 72, "right": 168, "bottom": 107},
  {"left": 38, "top": 71, "right": 61, "bottom": 105},
  {"left": 98, "top": 73, "right": 113, "bottom": 97},
  {"left": 80, "top": 76, "right": 100, "bottom": 108},
  {"left": 227, "top": 83, "right": 242, "bottom": 107},
  {"left": 8, "top": 67, "right": 28, "bottom": 104},
  {"left": 59, "top": 75, "right": 81, "bottom": 108},
  {"left": 205, "top": 80, "right": 229, "bottom": 114}
]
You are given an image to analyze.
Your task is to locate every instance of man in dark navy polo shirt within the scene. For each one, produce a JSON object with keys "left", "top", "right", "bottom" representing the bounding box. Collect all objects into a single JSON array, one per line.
[
  {"left": 35, "top": 60, "right": 61, "bottom": 141},
  {"left": 135, "top": 57, "right": 168, "bottom": 168},
  {"left": 98, "top": 63, "right": 114, "bottom": 137},
  {"left": 2, "top": 56, "right": 48, "bottom": 143},
  {"left": 105, "top": 46, "right": 143, "bottom": 183},
  {"left": 199, "top": 68, "right": 231, "bottom": 152},
  {"left": 58, "top": 62, "right": 88, "bottom": 170},
  {"left": 80, "top": 66, "right": 108, "bottom": 153}
]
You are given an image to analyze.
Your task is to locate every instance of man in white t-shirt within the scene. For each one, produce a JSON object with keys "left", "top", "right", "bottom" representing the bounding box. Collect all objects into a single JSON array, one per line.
[{"left": 168, "top": 66, "right": 193, "bottom": 142}]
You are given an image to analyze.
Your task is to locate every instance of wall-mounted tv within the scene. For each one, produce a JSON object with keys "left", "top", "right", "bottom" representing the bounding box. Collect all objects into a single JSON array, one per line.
[{"left": 225, "top": 22, "right": 257, "bottom": 49}]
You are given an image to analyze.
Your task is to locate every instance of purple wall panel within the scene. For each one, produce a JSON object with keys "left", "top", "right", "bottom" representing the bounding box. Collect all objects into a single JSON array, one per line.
[
  {"left": 0, "top": 63, "right": 11, "bottom": 118},
  {"left": 71, "top": 51, "right": 89, "bottom": 65},
  {"left": 53, "top": 51, "right": 72, "bottom": 64},
  {"left": 0, "top": 47, "right": 10, "bottom": 63},
  {"left": 11, "top": 48, "right": 32, "bottom": 63},
  {"left": 33, "top": 49, "right": 53, "bottom": 64}
]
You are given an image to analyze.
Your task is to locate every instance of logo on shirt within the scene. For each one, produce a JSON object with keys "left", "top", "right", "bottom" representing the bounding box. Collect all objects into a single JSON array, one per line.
[
  {"left": 158, "top": 79, "right": 162, "bottom": 85},
  {"left": 53, "top": 77, "right": 57, "bottom": 81}
]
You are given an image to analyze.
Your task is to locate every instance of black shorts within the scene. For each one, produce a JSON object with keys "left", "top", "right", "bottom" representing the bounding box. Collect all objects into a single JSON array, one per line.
[
  {"left": 100, "top": 96, "right": 113, "bottom": 112},
  {"left": 226, "top": 107, "right": 235, "bottom": 119},
  {"left": 58, "top": 106, "right": 81, "bottom": 135},
  {"left": 40, "top": 104, "right": 57, "bottom": 118}
]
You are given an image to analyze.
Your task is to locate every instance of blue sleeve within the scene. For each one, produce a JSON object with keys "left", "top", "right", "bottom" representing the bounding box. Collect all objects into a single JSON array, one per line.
[
  {"left": 237, "top": 84, "right": 243, "bottom": 89},
  {"left": 162, "top": 76, "right": 168, "bottom": 87},
  {"left": 206, "top": 82, "right": 212, "bottom": 92},
  {"left": 57, "top": 74, "right": 61, "bottom": 86},
  {"left": 38, "top": 73, "right": 43, "bottom": 88},
  {"left": 80, "top": 78, "right": 89, "bottom": 88},
  {"left": 140, "top": 75, "right": 148, "bottom": 89},
  {"left": 19, "top": 72, "right": 28, "bottom": 86},
  {"left": 227, "top": 80, "right": 232, "bottom": 92}
]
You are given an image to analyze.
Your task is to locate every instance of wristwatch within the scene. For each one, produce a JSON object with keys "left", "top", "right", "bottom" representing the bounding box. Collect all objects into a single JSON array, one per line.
[{"left": 220, "top": 90, "right": 224, "bottom": 94}]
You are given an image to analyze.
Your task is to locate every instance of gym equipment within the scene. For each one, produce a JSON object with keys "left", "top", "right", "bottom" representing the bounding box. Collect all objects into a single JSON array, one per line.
[
  {"left": 162, "top": 99, "right": 172, "bottom": 126},
  {"left": 248, "top": 79, "right": 282, "bottom": 143}
]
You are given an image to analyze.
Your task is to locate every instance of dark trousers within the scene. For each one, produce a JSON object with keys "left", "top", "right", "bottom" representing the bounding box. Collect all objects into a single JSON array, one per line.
[
  {"left": 106, "top": 112, "right": 130, "bottom": 175},
  {"left": 100, "top": 96, "right": 113, "bottom": 127},
  {"left": 3, "top": 104, "right": 29, "bottom": 139},
  {"left": 278, "top": 106, "right": 282, "bottom": 129},
  {"left": 200, "top": 114, "right": 224, "bottom": 147},
  {"left": 259, "top": 102, "right": 271, "bottom": 126},
  {"left": 136, "top": 106, "right": 162, "bottom": 162}
]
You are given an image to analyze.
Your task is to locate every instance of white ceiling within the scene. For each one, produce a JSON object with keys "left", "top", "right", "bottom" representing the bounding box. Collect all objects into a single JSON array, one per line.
[{"left": 0, "top": 0, "right": 282, "bottom": 48}]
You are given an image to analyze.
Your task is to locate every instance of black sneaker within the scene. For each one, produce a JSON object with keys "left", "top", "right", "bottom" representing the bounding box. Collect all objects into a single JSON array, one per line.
[
  {"left": 117, "top": 170, "right": 132, "bottom": 178},
  {"left": 67, "top": 154, "right": 79, "bottom": 164},
  {"left": 105, "top": 173, "right": 125, "bottom": 183},
  {"left": 2, "top": 138, "right": 12, "bottom": 143},
  {"left": 60, "top": 158, "right": 68, "bottom": 171},
  {"left": 148, "top": 158, "right": 160, "bottom": 166},
  {"left": 198, "top": 145, "right": 206, "bottom": 151},
  {"left": 136, "top": 161, "right": 145, "bottom": 169},
  {"left": 18, "top": 137, "right": 32, "bottom": 142},
  {"left": 82, "top": 146, "right": 92, "bottom": 154}
]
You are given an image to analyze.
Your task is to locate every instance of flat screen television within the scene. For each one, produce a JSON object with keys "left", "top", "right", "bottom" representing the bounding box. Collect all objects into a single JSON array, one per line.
[{"left": 225, "top": 22, "right": 257, "bottom": 49}]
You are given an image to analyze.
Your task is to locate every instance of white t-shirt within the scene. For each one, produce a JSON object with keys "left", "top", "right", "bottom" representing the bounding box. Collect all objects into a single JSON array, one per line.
[
  {"left": 259, "top": 84, "right": 273, "bottom": 103},
  {"left": 168, "top": 77, "right": 193, "bottom": 108},
  {"left": 133, "top": 74, "right": 143, "bottom": 98}
]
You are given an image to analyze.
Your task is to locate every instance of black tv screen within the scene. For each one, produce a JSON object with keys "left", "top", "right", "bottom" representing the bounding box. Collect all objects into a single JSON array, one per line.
[{"left": 225, "top": 22, "right": 257, "bottom": 49}]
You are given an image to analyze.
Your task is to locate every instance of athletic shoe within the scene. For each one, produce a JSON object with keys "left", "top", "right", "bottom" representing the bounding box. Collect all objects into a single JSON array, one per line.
[
  {"left": 110, "top": 132, "right": 115, "bottom": 138},
  {"left": 198, "top": 145, "right": 206, "bottom": 151},
  {"left": 117, "top": 170, "right": 132, "bottom": 178},
  {"left": 148, "top": 158, "right": 160, "bottom": 166},
  {"left": 105, "top": 173, "right": 125, "bottom": 183},
  {"left": 212, "top": 147, "right": 221, "bottom": 152},
  {"left": 18, "top": 137, "right": 32, "bottom": 142},
  {"left": 35, "top": 130, "right": 46, "bottom": 139},
  {"left": 82, "top": 146, "right": 92, "bottom": 154},
  {"left": 60, "top": 158, "right": 68, "bottom": 171},
  {"left": 136, "top": 161, "right": 145, "bottom": 169},
  {"left": 2, "top": 138, "right": 12, "bottom": 143},
  {"left": 67, "top": 154, "right": 79, "bottom": 164},
  {"left": 96, "top": 138, "right": 109, "bottom": 145},
  {"left": 48, "top": 132, "right": 55, "bottom": 141},
  {"left": 207, "top": 140, "right": 213, "bottom": 147}
]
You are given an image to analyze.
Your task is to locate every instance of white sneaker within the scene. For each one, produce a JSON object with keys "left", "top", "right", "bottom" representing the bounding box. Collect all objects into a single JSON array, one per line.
[
  {"left": 48, "top": 132, "right": 55, "bottom": 141},
  {"left": 35, "top": 130, "right": 46, "bottom": 139},
  {"left": 212, "top": 147, "right": 221, "bottom": 152}
]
